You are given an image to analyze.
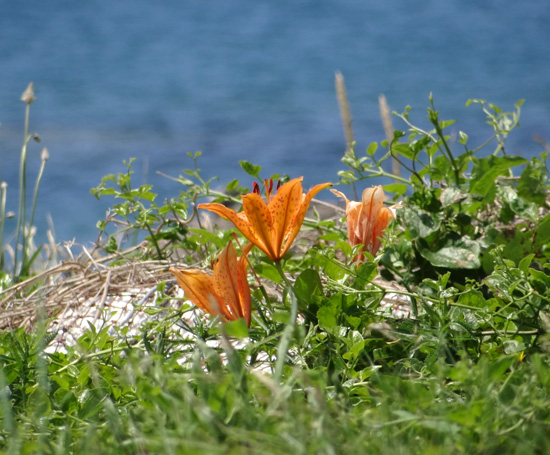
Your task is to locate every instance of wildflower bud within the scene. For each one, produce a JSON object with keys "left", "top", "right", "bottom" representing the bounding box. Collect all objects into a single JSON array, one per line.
[
  {"left": 1, "top": 182, "right": 7, "bottom": 190},
  {"left": 21, "top": 82, "right": 36, "bottom": 104},
  {"left": 41, "top": 147, "right": 49, "bottom": 162}
]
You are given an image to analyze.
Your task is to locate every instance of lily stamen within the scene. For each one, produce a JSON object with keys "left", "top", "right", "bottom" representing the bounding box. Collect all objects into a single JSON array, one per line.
[
  {"left": 253, "top": 181, "right": 261, "bottom": 195},
  {"left": 264, "top": 178, "right": 274, "bottom": 203}
]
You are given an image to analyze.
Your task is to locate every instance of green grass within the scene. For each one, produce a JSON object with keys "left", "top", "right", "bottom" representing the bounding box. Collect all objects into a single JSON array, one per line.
[{"left": 2, "top": 92, "right": 550, "bottom": 454}]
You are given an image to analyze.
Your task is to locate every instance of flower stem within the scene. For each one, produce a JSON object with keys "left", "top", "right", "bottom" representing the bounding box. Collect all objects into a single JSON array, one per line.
[
  {"left": 274, "top": 260, "right": 293, "bottom": 289},
  {"left": 274, "top": 288, "right": 298, "bottom": 383},
  {"left": 273, "top": 260, "right": 298, "bottom": 382}
]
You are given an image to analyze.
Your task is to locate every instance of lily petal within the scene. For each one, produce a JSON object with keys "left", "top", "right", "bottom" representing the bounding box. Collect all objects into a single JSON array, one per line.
[
  {"left": 280, "top": 181, "right": 332, "bottom": 258},
  {"left": 212, "top": 242, "right": 253, "bottom": 325},
  {"left": 198, "top": 202, "right": 266, "bottom": 250},
  {"left": 169, "top": 267, "right": 230, "bottom": 319},
  {"left": 370, "top": 207, "right": 395, "bottom": 255},
  {"left": 241, "top": 193, "right": 278, "bottom": 259},
  {"left": 213, "top": 242, "right": 242, "bottom": 321},
  {"left": 236, "top": 242, "right": 254, "bottom": 325},
  {"left": 345, "top": 201, "right": 364, "bottom": 246},
  {"left": 358, "top": 186, "right": 385, "bottom": 251},
  {"left": 268, "top": 177, "right": 304, "bottom": 256}
]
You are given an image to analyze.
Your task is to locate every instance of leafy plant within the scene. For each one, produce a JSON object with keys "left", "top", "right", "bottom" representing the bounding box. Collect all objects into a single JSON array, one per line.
[{"left": 3, "top": 94, "right": 550, "bottom": 454}]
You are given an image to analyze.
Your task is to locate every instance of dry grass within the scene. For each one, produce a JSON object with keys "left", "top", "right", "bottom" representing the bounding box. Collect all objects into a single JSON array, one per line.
[{"left": 0, "top": 244, "right": 180, "bottom": 348}]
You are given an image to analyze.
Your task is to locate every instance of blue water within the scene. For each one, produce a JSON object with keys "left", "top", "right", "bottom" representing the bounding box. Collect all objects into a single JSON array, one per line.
[{"left": 1, "top": 0, "right": 549, "bottom": 243}]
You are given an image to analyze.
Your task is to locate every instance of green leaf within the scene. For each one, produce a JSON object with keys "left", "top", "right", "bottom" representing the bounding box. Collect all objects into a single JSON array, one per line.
[
  {"left": 314, "top": 250, "right": 347, "bottom": 280},
  {"left": 420, "top": 238, "right": 481, "bottom": 269},
  {"left": 366, "top": 142, "right": 378, "bottom": 156},
  {"left": 399, "top": 206, "right": 440, "bottom": 239},
  {"left": 188, "top": 228, "right": 229, "bottom": 248},
  {"left": 239, "top": 161, "right": 262, "bottom": 179},
  {"left": 534, "top": 214, "right": 550, "bottom": 249},
  {"left": 518, "top": 254, "right": 535, "bottom": 274},
  {"left": 27, "top": 388, "right": 52, "bottom": 417},
  {"left": 255, "top": 263, "right": 282, "bottom": 284},
  {"left": 457, "top": 289, "right": 487, "bottom": 308},
  {"left": 51, "top": 373, "right": 70, "bottom": 390},
  {"left": 393, "top": 130, "right": 406, "bottom": 139},
  {"left": 529, "top": 268, "right": 550, "bottom": 289},
  {"left": 219, "top": 319, "right": 249, "bottom": 339},
  {"left": 342, "top": 339, "right": 365, "bottom": 361},
  {"left": 486, "top": 355, "right": 515, "bottom": 381},
  {"left": 352, "top": 262, "right": 377, "bottom": 288},
  {"left": 431, "top": 156, "right": 452, "bottom": 181},
  {"left": 470, "top": 155, "right": 527, "bottom": 200},
  {"left": 317, "top": 294, "right": 342, "bottom": 331},
  {"left": 440, "top": 188, "right": 467, "bottom": 207},
  {"left": 323, "top": 257, "right": 347, "bottom": 281},
  {"left": 382, "top": 183, "right": 408, "bottom": 196},
  {"left": 225, "top": 178, "right": 240, "bottom": 192},
  {"left": 517, "top": 158, "right": 548, "bottom": 206},
  {"left": 503, "top": 340, "right": 525, "bottom": 355},
  {"left": 105, "top": 237, "right": 118, "bottom": 254},
  {"left": 78, "top": 390, "right": 103, "bottom": 420},
  {"left": 294, "top": 269, "right": 323, "bottom": 305},
  {"left": 336, "top": 240, "right": 353, "bottom": 257},
  {"left": 439, "top": 119, "right": 456, "bottom": 129},
  {"left": 391, "top": 143, "right": 415, "bottom": 160}
]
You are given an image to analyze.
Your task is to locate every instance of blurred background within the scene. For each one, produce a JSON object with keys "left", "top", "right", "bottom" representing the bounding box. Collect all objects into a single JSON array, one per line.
[{"left": 1, "top": 0, "right": 549, "bottom": 243}]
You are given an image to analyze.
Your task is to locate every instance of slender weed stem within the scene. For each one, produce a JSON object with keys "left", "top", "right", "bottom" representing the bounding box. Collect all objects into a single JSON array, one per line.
[
  {"left": 274, "top": 290, "right": 298, "bottom": 383},
  {"left": 28, "top": 148, "right": 49, "bottom": 246},
  {"left": 14, "top": 99, "right": 32, "bottom": 276},
  {"left": 0, "top": 182, "right": 7, "bottom": 270},
  {"left": 273, "top": 260, "right": 298, "bottom": 382}
]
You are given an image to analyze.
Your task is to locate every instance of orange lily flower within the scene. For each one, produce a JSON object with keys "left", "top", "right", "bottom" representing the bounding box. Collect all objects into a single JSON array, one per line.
[
  {"left": 170, "top": 241, "right": 254, "bottom": 326},
  {"left": 198, "top": 177, "right": 332, "bottom": 261},
  {"left": 331, "top": 185, "right": 396, "bottom": 260}
]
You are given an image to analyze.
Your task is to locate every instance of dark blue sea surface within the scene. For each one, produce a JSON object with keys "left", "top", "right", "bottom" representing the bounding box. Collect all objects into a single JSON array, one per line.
[{"left": 1, "top": 0, "right": 549, "bottom": 243}]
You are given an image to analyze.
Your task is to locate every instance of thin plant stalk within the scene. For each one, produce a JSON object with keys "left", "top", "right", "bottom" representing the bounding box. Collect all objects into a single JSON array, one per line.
[
  {"left": 273, "top": 260, "right": 298, "bottom": 382},
  {"left": 428, "top": 96, "right": 460, "bottom": 185},
  {"left": 0, "top": 182, "right": 7, "bottom": 270},
  {"left": 14, "top": 98, "right": 32, "bottom": 276},
  {"left": 28, "top": 148, "right": 49, "bottom": 244},
  {"left": 335, "top": 71, "right": 358, "bottom": 200},
  {"left": 274, "top": 289, "right": 298, "bottom": 383},
  {"left": 335, "top": 71, "right": 354, "bottom": 153},
  {"left": 431, "top": 114, "right": 460, "bottom": 185}
]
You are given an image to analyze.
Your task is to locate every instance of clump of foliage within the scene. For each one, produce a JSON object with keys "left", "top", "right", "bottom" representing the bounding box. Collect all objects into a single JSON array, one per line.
[{"left": 2, "top": 95, "right": 550, "bottom": 454}]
